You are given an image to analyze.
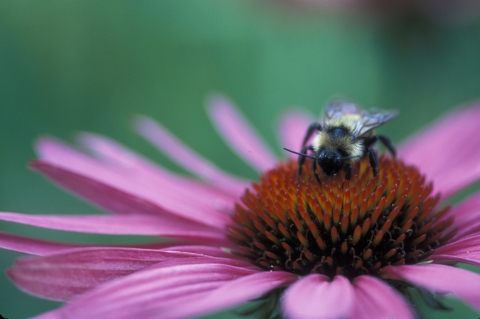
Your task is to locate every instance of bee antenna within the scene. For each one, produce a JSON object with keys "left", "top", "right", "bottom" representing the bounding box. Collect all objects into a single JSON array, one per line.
[{"left": 283, "top": 148, "right": 316, "bottom": 160}]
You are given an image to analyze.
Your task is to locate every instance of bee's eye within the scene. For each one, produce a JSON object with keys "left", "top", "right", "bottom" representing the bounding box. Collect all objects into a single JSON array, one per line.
[{"left": 331, "top": 128, "right": 347, "bottom": 138}]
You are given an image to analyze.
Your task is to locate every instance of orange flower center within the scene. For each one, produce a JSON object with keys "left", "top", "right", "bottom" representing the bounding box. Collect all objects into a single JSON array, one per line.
[{"left": 228, "top": 155, "right": 456, "bottom": 279}]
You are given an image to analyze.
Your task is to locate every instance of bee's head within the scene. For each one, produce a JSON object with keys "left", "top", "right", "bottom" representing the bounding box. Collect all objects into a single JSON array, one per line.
[{"left": 318, "top": 149, "right": 343, "bottom": 176}]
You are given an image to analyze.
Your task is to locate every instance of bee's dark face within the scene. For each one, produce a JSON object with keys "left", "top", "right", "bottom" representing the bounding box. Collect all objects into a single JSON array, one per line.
[{"left": 318, "top": 149, "right": 343, "bottom": 176}]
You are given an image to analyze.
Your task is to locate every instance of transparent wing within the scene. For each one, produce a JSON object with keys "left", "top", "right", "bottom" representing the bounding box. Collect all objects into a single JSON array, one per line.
[
  {"left": 351, "top": 109, "right": 399, "bottom": 137},
  {"left": 325, "top": 101, "right": 360, "bottom": 123}
]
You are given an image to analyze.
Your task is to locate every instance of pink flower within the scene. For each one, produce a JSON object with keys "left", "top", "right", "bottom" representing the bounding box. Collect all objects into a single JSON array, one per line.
[{"left": 1, "top": 95, "right": 480, "bottom": 319}]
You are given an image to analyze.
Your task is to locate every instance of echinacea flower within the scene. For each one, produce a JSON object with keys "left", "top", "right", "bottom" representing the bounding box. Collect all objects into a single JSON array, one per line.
[{"left": 1, "top": 96, "right": 480, "bottom": 319}]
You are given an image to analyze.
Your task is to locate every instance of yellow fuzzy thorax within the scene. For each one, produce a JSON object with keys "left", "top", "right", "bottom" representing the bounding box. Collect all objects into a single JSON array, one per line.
[{"left": 312, "top": 115, "right": 369, "bottom": 161}]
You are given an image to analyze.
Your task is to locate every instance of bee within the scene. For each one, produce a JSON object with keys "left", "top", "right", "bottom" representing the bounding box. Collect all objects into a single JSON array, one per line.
[{"left": 284, "top": 101, "right": 398, "bottom": 182}]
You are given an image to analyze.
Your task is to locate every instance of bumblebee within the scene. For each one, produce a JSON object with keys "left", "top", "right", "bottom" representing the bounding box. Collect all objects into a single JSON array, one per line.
[{"left": 284, "top": 101, "right": 398, "bottom": 182}]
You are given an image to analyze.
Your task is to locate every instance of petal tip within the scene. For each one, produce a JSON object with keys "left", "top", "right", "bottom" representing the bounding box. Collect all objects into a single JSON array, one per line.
[{"left": 205, "top": 93, "right": 234, "bottom": 116}]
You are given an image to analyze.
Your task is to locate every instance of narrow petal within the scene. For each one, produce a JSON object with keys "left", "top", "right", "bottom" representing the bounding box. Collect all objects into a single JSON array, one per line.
[
  {"left": 277, "top": 109, "right": 314, "bottom": 159},
  {"left": 0, "top": 231, "right": 235, "bottom": 257},
  {"left": 443, "top": 191, "right": 480, "bottom": 223},
  {"left": 442, "top": 192, "right": 480, "bottom": 241},
  {"left": 399, "top": 103, "right": 480, "bottom": 199},
  {"left": 77, "top": 133, "right": 237, "bottom": 209},
  {"left": 34, "top": 263, "right": 259, "bottom": 319},
  {"left": 0, "top": 232, "right": 81, "bottom": 256},
  {"left": 31, "top": 160, "right": 231, "bottom": 230},
  {"left": 381, "top": 264, "right": 480, "bottom": 311},
  {"left": 207, "top": 95, "right": 278, "bottom": 171},
  {"left": 352, "top": 276, "right": 415, "bottom": 319},
  {"left": 0, "top": 212, "right": 228, "bottom": 244},
  {"left": 282, "top": 274, "right": 354, "bottom": 319},
  {"left": 8, "top": 247, "right": 206, "bottom": 301},
  {"left": 134, "top": 116, "right": 249, "bottom": 196},
  {"left": 430, "top": 234, "right": 480, "bottom": 267},
  {"left": 160, "top": 245, "right": 240, "bottom": 259},
  {"left": 162, "top": 270, "right": 298, "bottom": 319},
  {"left": 454, "top": 221, "right": 480, "bottom": 243},
  {"left": 36, "top": 138, "right": 234, "bottom": 228}
]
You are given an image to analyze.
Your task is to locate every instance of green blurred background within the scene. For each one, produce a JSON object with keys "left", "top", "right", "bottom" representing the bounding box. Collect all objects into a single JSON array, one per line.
[{"left": 1, "top": 1, "right": 480, "bottom": 318}]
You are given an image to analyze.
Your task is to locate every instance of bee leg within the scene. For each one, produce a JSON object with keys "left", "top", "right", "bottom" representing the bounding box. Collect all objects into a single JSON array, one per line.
[
  {"left": 312, "top": 158, "right": 321, "bottom": 184},
  {"left": 344, "top": 163, "right": 353, "bottom": 180},
  {"left": 301, "top": 122, "right": 322, "bottom": 148},
  {"left": 377, "top": 135, "right": 396, "bottom": 157},
  {"left": 298, "top": 145, "right": 314, "bottom": 176},
  {"left": 368, "top": 147, "right": 379, "bottom": 176},
  {"left": 367, "top": 135, "right": 396, "bottom": 157}
]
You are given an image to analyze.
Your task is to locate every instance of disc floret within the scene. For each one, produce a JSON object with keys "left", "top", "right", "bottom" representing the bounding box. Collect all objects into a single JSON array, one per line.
[{"left": 228, "top": 155, "right": 455, "bottom": 279}]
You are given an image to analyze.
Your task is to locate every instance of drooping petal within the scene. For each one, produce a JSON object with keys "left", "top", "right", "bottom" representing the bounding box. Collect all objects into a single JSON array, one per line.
[
  {"left": 33, "top": 262, "right": 259, "bottom": 319},
  {"left": 0, "top": 212, "right": 228, "bottom": 244},
  {"left": 77, "top": 133, "right": 237, "bottom": 209},
  {"left": 444, "top": 190, "right": 480, "bottom": 221},
  {"left": 36, "top": 137, "right": 235, "bottom": 226},
  {"left": 31, "top": 160, "right": 231, "bottom": 230},
  {"left": 134, "top": 116, "right": 250, "bottom": 196},
  {"left": 454, "top": 221, "right": 480, "bottom": 243},
  {"left": 381, "top": 264, "right": 480, "bottom": 311},
  {"left": 399, "top": 103, "right": 480, "bottom": 199},
  {"left": 0, "top": 231, "right": 237, "bottom": 258},
  {"left": 160, "top": 245, "right": 240, "bottom": 259},
  {"left": 430, "top": 234, "right": 480, "bottom": 267},
  {"left": 441, "top": 192, "right": 480, "bottom": 241},
  {"left": 352, "top": 276, "right": 415, "bottom": 319},
  {"left": 281, "top": 274, "right": 354, "bottom": 319},
  {"left": 277, "top": 109, "right": 314, "bottom": 159},
  {"left": 8, "top": 247, "right": 209, "bottom": 301},
  {"left": 206, "top": 95, "right": 278, "bottom": 171},
  {"left": 161, "top": 270, "right": 298, "bottom": 319},
  {"left": 0, "top": 232, "right": 82, "bottom": 256}
]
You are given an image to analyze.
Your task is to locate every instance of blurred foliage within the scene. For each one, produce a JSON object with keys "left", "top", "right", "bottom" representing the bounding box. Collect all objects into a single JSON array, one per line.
[{"left": 1, "top": 1, "right": 480, "bottom": 318}]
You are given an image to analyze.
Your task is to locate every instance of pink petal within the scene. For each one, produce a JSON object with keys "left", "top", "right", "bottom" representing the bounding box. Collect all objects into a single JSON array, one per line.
[
  {"left": 443, "top": 191, "right": 480, "bottom": 222},
  {"left": 277, "top": 109, "right": 314, "bottom": 159},
  {"left": 8, "top": 247, "right": 206, "bottom": 301},
  {"left": 0, "top": 232, "right": 81, "bottom": 256},
  {"left": 430, "top": 234, "right": 480, "bottom": 267},
  {"left": 162, "top": 270, "right": 298, "bottom": 319},
  {"left": 134, "top": 116, "right": 250, "bottom": 196},
  {"left": 0, "top": 212, "right": 229, "bottom": 244},
  {"left": 77, "top": 133, "right": 237, "bottom": 209},
  {"left": 442, "top": 192, "right": 480, "bottom": 241},
  {"left": 35, "top": 262, "right": 259, "bottom": 319},
  {"left": 399, "top": 103, "right": 480, "bottom": 199},
  {"left": 36, "top": 138, "right": 234, "bottom": 228},
  {"left": 352, "top": 276, "right": 415, "bottom": 319},
  {"left": 31, "top": 159, "right": 231, "bottom": 230},
  {"left": 0, "top": 231, "right": 235, "bottom": 257},
  {"left": 207, "top": 95, "right": 278, "bottom": 171},
  {"left": 160, "top": 245, "right": 241, "bottom": 259},
  {"left": 381, "top": 263, "right": 480, "bottom": 311},
  {"left": 454, "top": 221, "right": 480, "bottom": 243},
  {"left": 281, "top": 274, "right": 354, "bottom": 319}
]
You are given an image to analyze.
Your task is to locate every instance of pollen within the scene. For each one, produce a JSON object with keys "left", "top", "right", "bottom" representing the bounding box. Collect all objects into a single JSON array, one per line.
[{"left": 228, "top": 155, "right": 456, "bottom": 279}]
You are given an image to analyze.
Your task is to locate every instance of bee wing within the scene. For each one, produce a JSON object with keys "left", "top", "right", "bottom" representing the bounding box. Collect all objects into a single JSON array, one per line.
[
  {"left": 325, "top": 101, "right": 361, "bottom": 123},
  {"left": 352, "top": 109, "right": 399, "bottom": 137}
]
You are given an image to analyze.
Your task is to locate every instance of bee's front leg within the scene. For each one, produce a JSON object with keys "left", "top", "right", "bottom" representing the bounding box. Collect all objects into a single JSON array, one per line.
[
  {"left": 344, "top": 163, "right": 354, "bottom": 180},
  {"left": 311, "top": 158, "right": 321, "bottom": 184},
  {"left": 298, "top": 145, "right": 314, "bottom": 176}
]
